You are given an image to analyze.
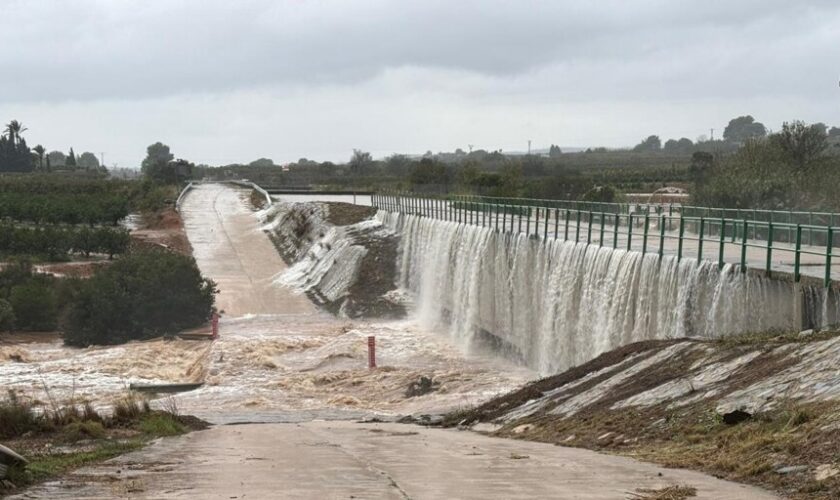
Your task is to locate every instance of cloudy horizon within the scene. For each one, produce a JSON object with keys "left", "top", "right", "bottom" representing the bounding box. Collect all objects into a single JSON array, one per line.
[{"left": 2, "top": 0, "right": 839, "bottom": 167}]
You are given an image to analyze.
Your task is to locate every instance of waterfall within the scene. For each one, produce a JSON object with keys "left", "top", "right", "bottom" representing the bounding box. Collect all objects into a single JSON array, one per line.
[{"left": 379, "top": 211, "right": 831, "bottom": 374}]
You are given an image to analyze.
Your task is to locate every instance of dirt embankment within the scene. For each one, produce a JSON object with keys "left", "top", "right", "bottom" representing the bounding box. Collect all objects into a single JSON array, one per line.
[
  {"left": 444, "top": 332, "right": 840, "bottom": 499},
  {"left": 130, "top": 207, "right": 192, "bottom": 256},
  {"left": 261, "top": 201, "right": 404, "bottom": 319}
]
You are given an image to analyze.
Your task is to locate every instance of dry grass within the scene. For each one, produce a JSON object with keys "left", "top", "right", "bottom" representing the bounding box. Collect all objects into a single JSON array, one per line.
[
  {"left": 503, "top": 400, "right": 840, "bottom": 499},
  {"left": 628, "top": 485, "right": 697, "bottom": 499}
]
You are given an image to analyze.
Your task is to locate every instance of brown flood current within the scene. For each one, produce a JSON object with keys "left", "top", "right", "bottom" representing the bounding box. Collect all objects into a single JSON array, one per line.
[{"left": 1, "top": 183, "right": 532, "bottom": 423}]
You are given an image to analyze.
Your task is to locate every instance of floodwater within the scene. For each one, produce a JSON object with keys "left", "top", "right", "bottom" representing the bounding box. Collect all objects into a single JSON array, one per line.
[
  {"left": 271, "top": 192, "right": 372, "bottom": 206},
  {"left": 1, "top": 184, "right": 531, "bottom": 422}
]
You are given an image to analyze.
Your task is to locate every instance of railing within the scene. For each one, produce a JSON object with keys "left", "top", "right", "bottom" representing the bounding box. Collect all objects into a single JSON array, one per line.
[{"left": 372, "top": 192, "right": 840, "bottom": 287}]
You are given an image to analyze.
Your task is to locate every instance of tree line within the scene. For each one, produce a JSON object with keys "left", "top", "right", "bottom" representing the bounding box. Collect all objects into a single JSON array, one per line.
[
  {"left": 0, "top": 120, "right": 105, "bottom": 173},
  {"left": 0, "top": 224, "right": 130, "bottom": 260},
  {"left": 0, "top": 193, "right": 129, "bottom": 225}
]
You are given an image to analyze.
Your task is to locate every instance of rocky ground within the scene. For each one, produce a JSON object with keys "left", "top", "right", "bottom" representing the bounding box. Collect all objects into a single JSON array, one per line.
[{"left": 443, "top": 331, "right": 840, "bottom": 499}]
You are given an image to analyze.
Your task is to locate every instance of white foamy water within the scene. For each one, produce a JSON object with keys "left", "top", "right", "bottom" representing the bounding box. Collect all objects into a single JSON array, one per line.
[{"left": 380, "top": 211, "right": 827, "bottom": 374}]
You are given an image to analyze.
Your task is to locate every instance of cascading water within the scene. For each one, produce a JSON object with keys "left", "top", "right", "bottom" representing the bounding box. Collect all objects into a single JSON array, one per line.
[{"left": 380, "top": 211, "right": 838, "bottom": 374}]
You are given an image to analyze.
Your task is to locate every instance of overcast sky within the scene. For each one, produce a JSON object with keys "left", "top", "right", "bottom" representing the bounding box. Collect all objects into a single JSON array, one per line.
[{"left": 2, "top": 0, "right": 839, "bottom": 167}]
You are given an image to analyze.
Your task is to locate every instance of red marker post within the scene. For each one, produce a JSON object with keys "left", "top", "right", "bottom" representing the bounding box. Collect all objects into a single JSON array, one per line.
[
  {"left": 367, "top": 336, "right": 376, "bottom": 369},
  {"left": 211, "top": 312, "right": 220, "bottom": 340}
]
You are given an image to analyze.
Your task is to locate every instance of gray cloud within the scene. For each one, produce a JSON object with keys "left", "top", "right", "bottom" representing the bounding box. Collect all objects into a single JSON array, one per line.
[
  {"left": 3, "top": 0, "right": 838, "bottom": 102},
  {"left": 1, "top": 0, "right": 838, "bottom": 165}
]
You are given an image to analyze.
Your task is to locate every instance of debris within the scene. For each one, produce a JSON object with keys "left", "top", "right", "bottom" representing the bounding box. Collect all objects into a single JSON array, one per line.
[
  {"left": 509, "top": 453, "right": 530, "bottom": 460},
  {"left": 629, "top": 485, "right": 697, "bottom": 499},
  {"left": 511, "top": 424, "right": 533, "bottom": 434},
  {"left": 721, "top": 409, "right": 751, "bottom": 425},
  {"left": 405, "top": 376, "right": 440, "bottom": 398},
  {"left": 775, "top": 465, "right": 808, "bottom": 474},
  {"left": 815, "top": 464, "right": 839, "bottom": 481}
]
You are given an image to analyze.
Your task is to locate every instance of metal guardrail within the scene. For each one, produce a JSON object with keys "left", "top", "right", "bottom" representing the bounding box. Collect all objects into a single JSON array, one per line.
[
  {"left": 174, "top": 182, "right": 194, "bottom": 212},
  {"left": 373, "top": 192, "right": 840, "bottom": 287},
  {"left": 227, "top": 180, "right": 273, "bottom": 207}
]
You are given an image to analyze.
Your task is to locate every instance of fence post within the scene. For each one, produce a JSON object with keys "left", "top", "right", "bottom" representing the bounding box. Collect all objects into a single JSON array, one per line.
[
  {"left": 613, "top": 213, "right": 619, "bottom": 249},
  {"left": 794, "top": 225, "right": 802, "bottom": 282},
  {"left": 698, "top": 217, "right": 705, "bottom": 262},
  {"left": 766, "top": 222, "right": 774, "bottom": 277},
  {"left": 718, "top": 218, "right": 726, "bottom": 270},
  {"left": 544, "top": 208, "right": 549, "bottom": 240},
  {"left": 825, "top": 227, "right": 833, "bottom": 287},
  {"left": 677, "top": 217, "right": 685, "bottom": 261},
  {"left": 564, "top": 209, "right": 570, "bottom": 240},
  {"left": 658, "top": 214, "right": 665, "bottom": 258},
  {"left": 587, "top": 211, "right": 593, "bottom": 244},
  {"left": 627, "top": 214, "right": 633, "bottom": 251},
  {"left": 575, "top": 210, "right": 581, "bottom": 243},
  {"left": 526, "top": 207, "right": 532, "bottom": 236},
  {"left": 599, "top": 212, "right": 605, "bottom": 246},
  {"left": 554, "top": 208, "right": 559, "bottom": 239},
  {"left": 642, "top": 213, "right": 650, "bottom": 254},
  {"left": 740, "top": 220, "right": 748, "bottom": 273}
]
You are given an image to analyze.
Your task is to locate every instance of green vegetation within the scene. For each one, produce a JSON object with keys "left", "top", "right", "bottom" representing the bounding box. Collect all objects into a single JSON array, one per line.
[
  {"left": 1, "top": 120, "right": 105, "bottom": 174},
  {"left": 692, "top": 121, "right": 840, "bottom": 210},
  {"left": 0, "top": 224, "right": 130, "bottom": 260},
  {"left": 0, "top": 192, "right": 128, "bottom": 225},
  {"left": 0, "top": 261, "right": 71, "bottom": 332},
  {"left": 63, "top": 249, "right": 216, "bottom": 346},
  {"left": 1, "top": 391, "right": 201, "bottom": 490}
]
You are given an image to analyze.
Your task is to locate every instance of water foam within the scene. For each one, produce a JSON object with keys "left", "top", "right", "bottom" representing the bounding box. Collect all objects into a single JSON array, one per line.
[{"left": 380, "top": 211, "right": 829, "bottom": 374}]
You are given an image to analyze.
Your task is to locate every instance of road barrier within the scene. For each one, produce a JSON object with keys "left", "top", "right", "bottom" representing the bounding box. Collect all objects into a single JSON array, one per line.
[{"left": 372, "top": 192, "right": 840, "bottom": 287}]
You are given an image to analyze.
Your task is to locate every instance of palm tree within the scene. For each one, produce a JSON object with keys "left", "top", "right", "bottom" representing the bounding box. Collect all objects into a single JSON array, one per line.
[
  {"left": 3, "top": 120, "right": 27, "bottom": 146},
  {"left": 32, "top": 144, "right": 45, "bottom": 170}
]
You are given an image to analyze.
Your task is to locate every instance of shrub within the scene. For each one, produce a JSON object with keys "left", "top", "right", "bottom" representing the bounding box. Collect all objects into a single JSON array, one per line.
[
  {"left": 0, "top": 297, "right": 14, "bottom": 331},
  {"left": 63, "top": 249, "right": 216, "bottom": 346},
  {"left": 0, "top": 391, "right": 44, "bottom": 439},
  {"left": 61, "top": 421, "right": 107, "bottom": 442},
  {"left": 9, "top": 281, "right": 58, "bottom": 330}
]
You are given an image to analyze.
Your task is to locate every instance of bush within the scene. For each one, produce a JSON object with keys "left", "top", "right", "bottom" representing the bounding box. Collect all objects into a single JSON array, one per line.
[
  {"left": 0, "top": 297, "right": 14, "bottom": 331},
  {"left": 9, "top": 282, "right": 58, "bottom": 331},
  {"left": 0, "top": 391, "right": 44, "bottom": 439},
  {"left": 63, "top": 249, "right": 216, "bottom": 346}
]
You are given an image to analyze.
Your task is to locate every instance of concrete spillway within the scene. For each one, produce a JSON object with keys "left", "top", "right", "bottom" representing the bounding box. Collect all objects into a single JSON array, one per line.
[{"left": 379, "top": 211, "right": 840, "bottom": 374}]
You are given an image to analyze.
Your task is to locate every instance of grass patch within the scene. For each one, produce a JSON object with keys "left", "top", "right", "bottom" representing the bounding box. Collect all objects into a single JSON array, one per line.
[
  {"left": 1, "top": 391, "right": 204, "bottom": 494},
  {"left": 139, "top": 413, "right": 186, "bottom": 437},
  {"left": 7, "top": 440, "right": 145, "bottom": 485},
  {"left": 714, "top": 328, "right": 840, "bottom": 348},
  {"left": 60, "top": 421, "right": 107, "bottom": 442}
]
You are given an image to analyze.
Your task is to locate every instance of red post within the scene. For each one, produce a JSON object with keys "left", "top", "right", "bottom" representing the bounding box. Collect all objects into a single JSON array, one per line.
[
  {"left": 367, "top": 336, "right": 376, "bottom": 368},
  {"left": 211, "top": 312, "right": 220, "bottom": 340}
]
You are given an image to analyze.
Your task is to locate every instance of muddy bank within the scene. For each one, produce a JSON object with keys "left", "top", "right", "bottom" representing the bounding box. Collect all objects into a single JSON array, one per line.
[
  {"left": 445, "top": 332, "right": 840, "bottom": 499},
  {"left": 260, "top": 201, "right": 404, "bottom": 319}
]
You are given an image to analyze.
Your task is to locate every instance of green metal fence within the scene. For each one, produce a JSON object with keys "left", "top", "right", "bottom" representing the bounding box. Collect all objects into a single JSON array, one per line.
[{"left": 372, "top": 192, "right": 840, "bottom": 287}]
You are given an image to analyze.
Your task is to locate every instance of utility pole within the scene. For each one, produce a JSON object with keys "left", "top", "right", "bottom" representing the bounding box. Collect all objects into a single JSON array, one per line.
[
  {"left": 100, "top": 152, "right": 105, "bottom": 166},
  {"left": 527, "top": 140, "right": 532, "bottom": 155},
  {"left": 468, "top": 144, "right": 473, "bottom": 153},
  {"left": 710, "top": 129, "right": 714, "bottom": 141}
]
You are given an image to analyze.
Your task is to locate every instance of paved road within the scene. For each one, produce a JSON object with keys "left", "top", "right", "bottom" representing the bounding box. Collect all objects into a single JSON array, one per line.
[
  {"left": 12, "top": 421, "right": 778, "bottom": 499},
  {"left": 180, "top": 183, "right": 317, "bottom": 316}
]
